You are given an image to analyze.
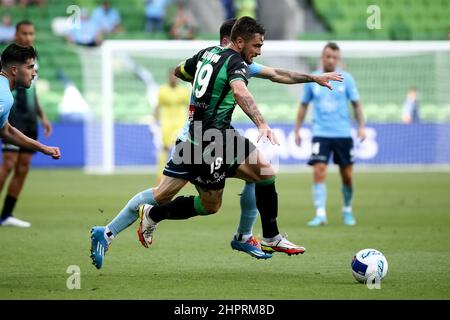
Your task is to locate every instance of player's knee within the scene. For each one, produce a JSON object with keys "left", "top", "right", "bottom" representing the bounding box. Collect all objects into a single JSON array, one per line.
[
  {"left": 313, "top": 165, "right": 327, "bottom": 181},
  {"left": 200, "top": 199, "right": 221, "bottom": 214},
  {"left": 258, "top": 163, "right": 276, "bottom": 178},
  {"left": 2, "top": 159, "right": 16, "bottom": 173},
  {"left": 252, "top": 170, "right": 276, "bottom": 184},
  {"left": 203, "top": 203, "right": 220, "bottom": 214},
  {"left": 314, "top": 172, "right": 325, "bottom": 182},
  {"left": 15, "top": 162, "right": 30, "bottom": 176},
  {"left": 340, "top": 172, "right": 352, "bottom": 185},
  {"left": 343, "top": 178, "right": 352, "bottom": 186}
]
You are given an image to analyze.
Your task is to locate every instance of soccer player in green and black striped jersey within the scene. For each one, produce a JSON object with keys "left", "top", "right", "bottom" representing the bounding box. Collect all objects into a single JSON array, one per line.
[
  {"left": 135, "top": 16, "right": 306, "bottom": 256},
  {"left": 89, "top": 17, "right": 343, "bottom": 269}
]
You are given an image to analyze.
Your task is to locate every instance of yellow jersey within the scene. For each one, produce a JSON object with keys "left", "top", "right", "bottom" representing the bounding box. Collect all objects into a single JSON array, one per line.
[{"left": 158, "top": 84, "right": 190, "bottom": 147}]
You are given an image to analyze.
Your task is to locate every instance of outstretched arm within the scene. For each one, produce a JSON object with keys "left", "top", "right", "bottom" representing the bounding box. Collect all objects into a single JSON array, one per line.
[
  {"left": 230, "top": 80, "right": 279, "bottom": 145},
  {"left": 255, "top": 65, "right": 343, "bottom": 89},
  {"left": 0, "top": 122, "right": 60, "bottom": 159}
]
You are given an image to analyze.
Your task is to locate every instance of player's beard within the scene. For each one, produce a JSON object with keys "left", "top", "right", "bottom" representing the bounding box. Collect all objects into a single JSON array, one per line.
[
  {"left": 245, "top": 55, "right": 255, "bottom": 64},
  {"left": 16, "top": 76, "right": 32, "bottom": 89},
  {"left": 241, "top": 48, "right": 254, "bottom": 64}
]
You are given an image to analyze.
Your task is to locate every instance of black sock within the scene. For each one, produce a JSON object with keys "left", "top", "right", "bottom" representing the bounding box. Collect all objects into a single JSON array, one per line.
[
  {"left": 149, "top": 196, "right": 199, "bottom": 223},
  {"left": 255, "top": 182, "right": 280, "bottom": 239},
  {"left": 1, "top": 195, "right": 17, "bottom": 220}
]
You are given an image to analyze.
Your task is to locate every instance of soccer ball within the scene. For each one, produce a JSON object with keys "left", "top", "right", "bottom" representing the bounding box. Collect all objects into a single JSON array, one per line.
[{"left": 351, "top": 248, "right": 388, "bottom": 284}]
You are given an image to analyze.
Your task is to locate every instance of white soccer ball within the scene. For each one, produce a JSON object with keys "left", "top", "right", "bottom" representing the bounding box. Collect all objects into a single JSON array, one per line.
[{"left": 351, "top": 248, "right": 388, "bottom": 284}]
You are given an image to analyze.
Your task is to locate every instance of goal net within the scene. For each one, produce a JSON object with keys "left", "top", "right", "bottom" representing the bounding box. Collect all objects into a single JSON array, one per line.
[{"left": 79, "top": 40, "right": 450, "bottom": 173}]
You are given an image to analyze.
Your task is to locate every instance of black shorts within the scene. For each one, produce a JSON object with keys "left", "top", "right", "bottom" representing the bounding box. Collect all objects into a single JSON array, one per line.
[
  {"left": 2, "top": 121, "right": 38, "bottom": 154},
  {"left": 308, "top": 137, "right": 354, "bottom": 167},
  {"left": 163, "top": 129, "right": 256, "bottom": 190}
]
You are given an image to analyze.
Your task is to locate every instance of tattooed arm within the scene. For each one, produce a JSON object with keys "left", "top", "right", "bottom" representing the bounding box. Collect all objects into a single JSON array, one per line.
[{"left": 255, "top": 65, "right": 343, "bottom": 89}]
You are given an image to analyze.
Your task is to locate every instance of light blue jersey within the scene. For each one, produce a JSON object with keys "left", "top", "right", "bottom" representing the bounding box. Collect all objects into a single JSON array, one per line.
[
  {"left": 0, "top": 75, "right": 13, "bottom": 128},
  {"left": 302, "top": 70, "right": 359, "bottom": 137},
  {"left": 91, "top": 6, "right": 121, "bottom": 33},
  {"left": 248, "top": 62, "right": 262, "bottom": 78}
]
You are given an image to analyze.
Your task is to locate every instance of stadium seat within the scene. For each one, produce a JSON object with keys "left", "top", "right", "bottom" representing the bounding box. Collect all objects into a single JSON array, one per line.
[{"left": 312, "top": 0, "right": 448, "bottom": 40}]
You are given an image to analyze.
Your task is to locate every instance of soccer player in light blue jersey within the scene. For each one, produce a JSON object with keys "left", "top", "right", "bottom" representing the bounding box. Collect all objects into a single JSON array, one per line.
[
  {"left": 0, "top": 44, "right": 60, "bottom": 166},
  {"left": 0, "top": 44, "right": 60, "bottom": 227},
  {"left": 89, "top": 19, "right": 342, "bottom": 269},
  {"left": 294, "top": 42, "right": 366, "bottom": 227}
]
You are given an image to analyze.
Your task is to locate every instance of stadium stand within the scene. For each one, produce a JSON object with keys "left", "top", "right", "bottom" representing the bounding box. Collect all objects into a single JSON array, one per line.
[
  {"left": 0, "top": 0, "right": 181, "bottom": 121},
  {"left": 1, "top": 0, "right": 449, "bottom": 123},
  {"left": 308, "top": 0, "right": 450, "bottom": 40}
]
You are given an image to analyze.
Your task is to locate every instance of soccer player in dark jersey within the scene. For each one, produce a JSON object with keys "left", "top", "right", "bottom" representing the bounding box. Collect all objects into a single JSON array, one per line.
[
  {"left": 0, "top": 20, "right": 53, "bottom": 227},
  {"left": 218, "top": 19, "right": 343, "bottom": 257},
  {"left": 89, "top": 18, "right": 343, "bottom": 269},
  {"left": 135, "top": 17, "right": 306, "bottom": 256}
]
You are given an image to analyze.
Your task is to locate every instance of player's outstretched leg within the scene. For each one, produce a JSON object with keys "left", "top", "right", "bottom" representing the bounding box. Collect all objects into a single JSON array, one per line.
[
  {"left": 90, "top": 226, "right": 111, "bottom": 269},
  {"left": 137, "top": 195, "right": 208, "bottom": 248},
  {"left": 107, "top": 188, "right": 156, "bottom": 236},
  {"left": 89, "top": 188, "right": 156, "bottom": 268}
]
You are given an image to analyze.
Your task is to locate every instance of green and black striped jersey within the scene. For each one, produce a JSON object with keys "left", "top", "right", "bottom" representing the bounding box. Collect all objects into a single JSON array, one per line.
[{"left": 181, "top": 46, "right": 248, "bottom": 136}]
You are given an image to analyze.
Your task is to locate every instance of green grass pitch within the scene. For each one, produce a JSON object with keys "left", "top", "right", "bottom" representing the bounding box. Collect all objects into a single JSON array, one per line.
[{"left": 0, "top": 169, "right": 449, "bottom": 299}]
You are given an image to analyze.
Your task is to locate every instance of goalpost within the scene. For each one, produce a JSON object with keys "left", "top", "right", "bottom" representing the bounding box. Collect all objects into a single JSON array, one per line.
[{"left": 80, "top": 40, "right": 450, "bottom": 174}]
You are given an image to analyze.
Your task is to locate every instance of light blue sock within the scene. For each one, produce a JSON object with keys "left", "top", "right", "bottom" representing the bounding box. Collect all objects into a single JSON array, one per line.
[
  {"left": 236, "top": 182, "right": 258, "bottom": 238},
  {"left": 107, "top": 188, "right": 157, "bottom": 236},
  {"left": 312, "top": 183, "right": 327, "bottom": 210},
  {"left": 342, "top": 184, "right": 353, "bottom": 208}
]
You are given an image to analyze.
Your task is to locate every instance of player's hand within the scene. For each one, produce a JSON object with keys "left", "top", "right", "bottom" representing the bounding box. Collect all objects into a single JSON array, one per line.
[
  {"left": 313, "top": 72, "right": 343, "bottom": 90},
  {"left": 357, "top": 127, "right": 366, "bottom": 142},
  {"left": 44, "top": 146, "right": 61, "bottom": 159},
  {"left": 257, "top": 126, "right": 279, "bottom": 145},
  {"left": 42, "top": 118, "right": 53, "bottom": 138},
  {"left": 294, "top": 130, "right": 302, "bottom": 146}
]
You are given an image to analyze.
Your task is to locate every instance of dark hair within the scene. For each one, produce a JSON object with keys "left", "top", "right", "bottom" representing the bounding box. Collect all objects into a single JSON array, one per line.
[
  {"left": 230, "top": 16, "right": 265, "bottom": 42},
  {"left": 220, "top": 18, "right": 236, "bottom": 41},
  {"left": 16, "top": 20, "right": 34, "bottom": 32},
  {"left": 324, "top": 42, "right": 340, "bottom": 51},
  {"left": 1, "top": 43, "right": 37, "bottom": 69}
]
